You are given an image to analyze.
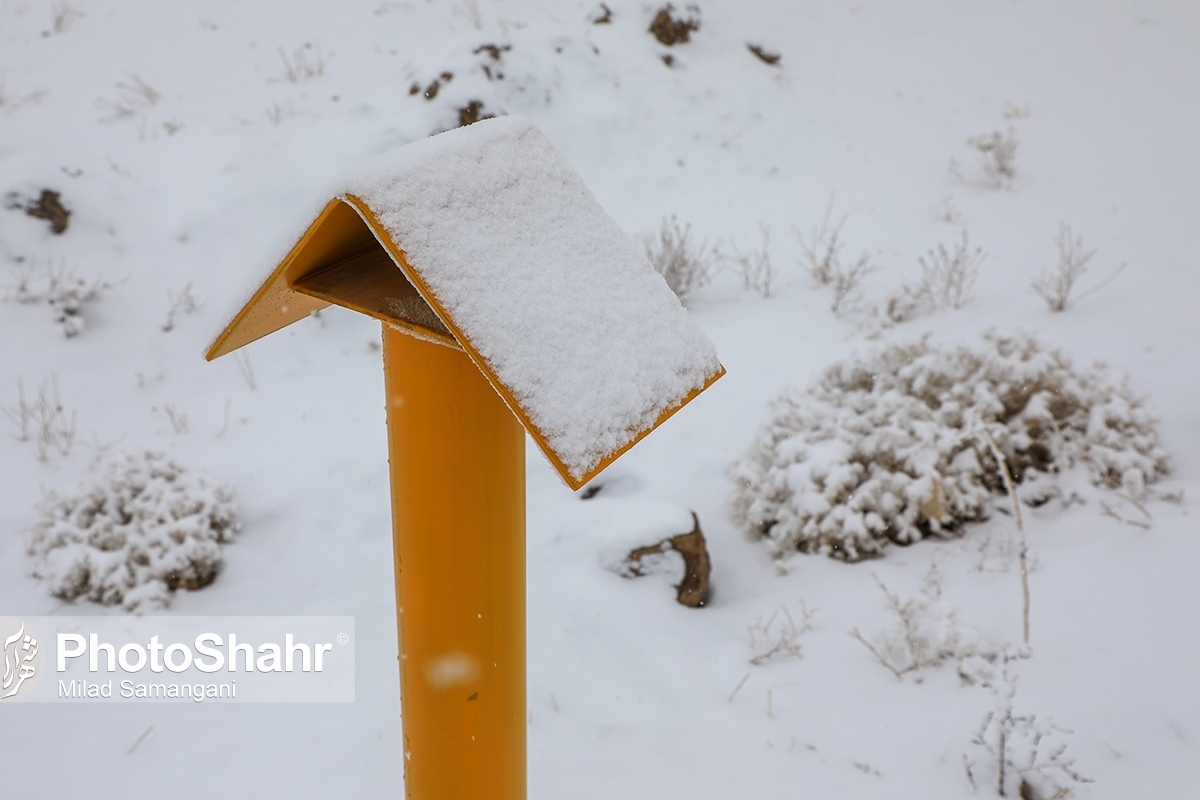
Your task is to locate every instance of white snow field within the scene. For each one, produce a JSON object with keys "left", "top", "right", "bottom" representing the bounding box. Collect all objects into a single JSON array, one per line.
[{"left": 2, "top": 1, "right": 1198, "bottom": 797}]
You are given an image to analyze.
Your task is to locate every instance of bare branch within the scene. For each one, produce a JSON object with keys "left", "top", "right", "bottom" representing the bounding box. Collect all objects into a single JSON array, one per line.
[{"left": 849, "top": 627, "right": 906, "bottom": 680}]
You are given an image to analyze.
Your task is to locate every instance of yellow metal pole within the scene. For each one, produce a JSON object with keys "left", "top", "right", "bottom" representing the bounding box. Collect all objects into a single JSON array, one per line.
[{"left": 382, "top": 324, "right": 526, "bottom": 800}]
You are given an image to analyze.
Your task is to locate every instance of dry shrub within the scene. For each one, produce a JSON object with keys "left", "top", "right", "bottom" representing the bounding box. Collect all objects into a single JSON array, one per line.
[
  {"left": 649, "top": 4, "right": 700, "bottom": 46},
  {"left": 3, "top": 258, "right": 112, "bottom": 338},
  {"left": 796, "top": 197, "right": 846, "bottom": 285},
  {"left": 796, "top": 198, "right": 878, "bottom": 313},
  {"left": 1031, "top": 222, "right": 1096, "bottom": 312},
  {"left": 918, "top": 230, "right": 985, "bottom": 310},
  {"left": 640, "top": 215, "right": 716, "bottom": 302},
  {"left": 725, "top": 224, "right": 775, "bottom": 299},
  {"left": 415, "top": 71, "right": 454, "bottom": 100},
  {"left": 748, "top": 601, "right": 814, "bottom": 664},
  {"left": 952, "top": 128, "right": 1019, "bottom": 190},
  {"left": 730, "top": 332, "right": 1168, "bottom": 561},
  {"left": 456, "top": 100, "right": 494, "bottom": 127},
  {"left": 4, "top": 376, "right": 76, "bottom": 460}
]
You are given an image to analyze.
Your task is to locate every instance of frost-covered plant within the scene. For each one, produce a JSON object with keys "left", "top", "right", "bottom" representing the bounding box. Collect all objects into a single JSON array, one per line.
[
  {"left": 45, "top": 264, "right": 111, "bottom": 337},
  {"left": 640, "top": 215, "right": 715, "bottom": 302},
  {"left": 850, "top": 567, "right": 996, "bottom": 680},
  {"left": 1031, "top": 223, "right": 1096, "bottom": 312},
  {"left": 964, "top": 662, "right": 1092, "bottom": 798},
  {"left": 730, "top": 331, "right": 1169, "bottom": 560},
  {"left": 748, "top": 601, "right": 815, "bottom": 664},
  {"left": 918, "top": 230, "right": 985, "bottom": 310},
  {"left": 26, "top": 451, "right": 239, "bottom": 611}
]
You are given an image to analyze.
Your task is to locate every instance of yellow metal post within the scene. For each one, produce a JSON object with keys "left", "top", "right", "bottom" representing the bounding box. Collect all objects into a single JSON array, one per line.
[
  {"left": 382, "top": 324, "right": 526, "bottom": 799},
  {"left": 204, "top": 140, "right": 723, "bottom": 796}
]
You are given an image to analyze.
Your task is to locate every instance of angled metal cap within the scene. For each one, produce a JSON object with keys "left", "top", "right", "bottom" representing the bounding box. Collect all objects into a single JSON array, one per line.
[{"left": 207, "top": 116, "right": 724, "bottom": 489}]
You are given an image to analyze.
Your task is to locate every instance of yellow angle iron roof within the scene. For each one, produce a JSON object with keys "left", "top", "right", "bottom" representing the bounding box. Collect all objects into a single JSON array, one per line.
[{"left": 206, "top": 116, "right": 724, "bottom": 489}]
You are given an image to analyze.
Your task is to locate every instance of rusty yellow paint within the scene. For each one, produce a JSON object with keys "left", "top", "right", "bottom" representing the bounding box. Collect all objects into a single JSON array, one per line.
[{"left": 383, "top": 325, "right": 526, "bottom": 800}]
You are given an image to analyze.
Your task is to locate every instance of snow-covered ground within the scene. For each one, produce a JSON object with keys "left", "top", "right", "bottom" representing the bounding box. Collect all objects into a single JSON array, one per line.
[{"left": 2, "top": 0, "right": 1198, "bottom": 796}]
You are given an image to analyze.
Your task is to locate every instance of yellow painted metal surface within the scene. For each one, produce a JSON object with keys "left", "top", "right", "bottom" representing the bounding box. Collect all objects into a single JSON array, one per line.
[
  {"left": 205, "top": 200, "right": 365, "bottom": 360},
  {"left": 207, "top": 194, "right": 725, "bottom": 489},
  {"left": 383, "top": 325, "right": 526, "bottom": 800},
  {"left": 205, "top": 199, "right": 461, "bottom": 360},
  {"left": 205, "top": 176, "right": 723, "bottom": 799}
]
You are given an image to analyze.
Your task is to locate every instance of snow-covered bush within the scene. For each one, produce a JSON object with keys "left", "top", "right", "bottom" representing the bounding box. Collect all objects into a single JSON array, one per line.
[
  {"left": 3, "top": 259, "right": 112, "bottom": 337},
  {"left": 26, "top": 451, "right": 239, "bottom": 611},
  {"left": 851, "top": 567, "right": 998, "bottom": 681},
  {"left": 730, "top": 331, "right": 1169, "bottom": 561}
]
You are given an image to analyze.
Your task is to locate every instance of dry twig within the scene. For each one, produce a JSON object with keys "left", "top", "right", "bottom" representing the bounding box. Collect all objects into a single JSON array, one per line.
[{"left": 982, "top": 428, "right": 1030, "bottom": 646}]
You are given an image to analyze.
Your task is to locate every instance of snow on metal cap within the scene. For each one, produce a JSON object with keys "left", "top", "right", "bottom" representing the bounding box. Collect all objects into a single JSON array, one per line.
[{"left": 206, "top": 115, "right": 725, "bottom": 489}]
